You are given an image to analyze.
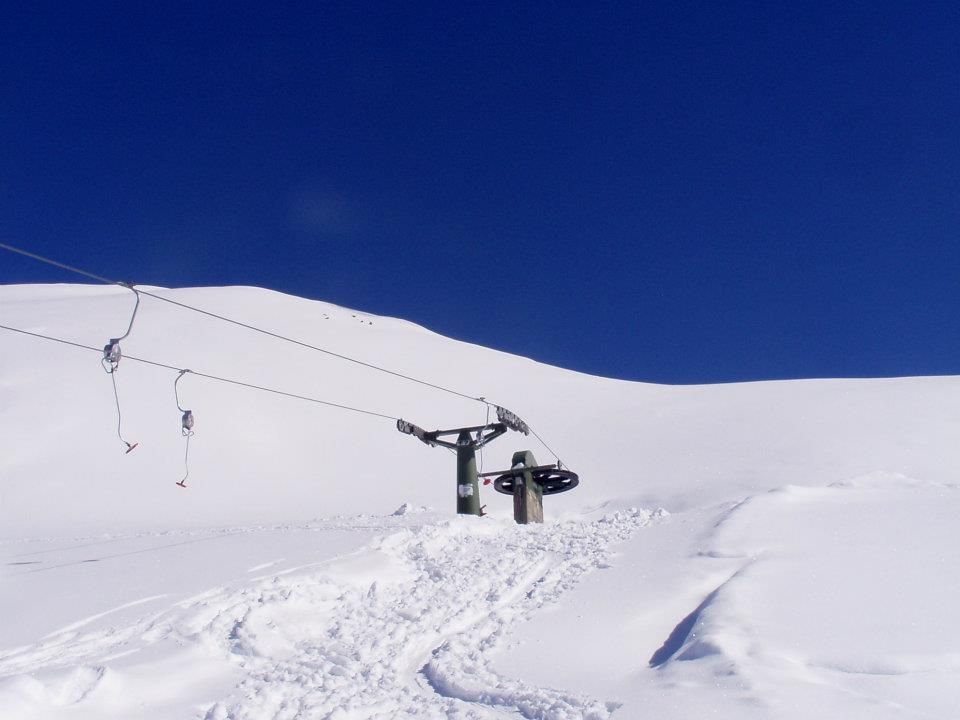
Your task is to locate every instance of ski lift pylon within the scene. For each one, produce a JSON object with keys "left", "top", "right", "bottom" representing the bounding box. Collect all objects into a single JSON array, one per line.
[{"left": 397, "top": 418, "right": 508, "bottom": 515}]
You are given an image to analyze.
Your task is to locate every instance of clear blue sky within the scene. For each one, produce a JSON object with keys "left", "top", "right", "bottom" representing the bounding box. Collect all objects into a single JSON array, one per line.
[{"left": 2, "top": 1, "right": 958, "bottom": 383}]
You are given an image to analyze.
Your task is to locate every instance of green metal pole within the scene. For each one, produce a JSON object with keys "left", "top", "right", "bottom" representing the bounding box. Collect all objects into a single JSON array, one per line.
[{"left": 456, "top": 430, "right": 481, "bottom": 515}]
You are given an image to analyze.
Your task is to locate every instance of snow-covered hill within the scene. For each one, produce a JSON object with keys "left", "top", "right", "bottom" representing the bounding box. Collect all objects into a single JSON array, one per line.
[{"left": 1, "top": 283, "right": 958, "bottom": 719}]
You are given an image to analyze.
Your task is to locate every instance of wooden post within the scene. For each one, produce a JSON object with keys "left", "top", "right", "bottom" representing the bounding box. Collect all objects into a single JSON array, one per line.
[{"left": 510, "top": 450, "right": 544, "bottom": 524}]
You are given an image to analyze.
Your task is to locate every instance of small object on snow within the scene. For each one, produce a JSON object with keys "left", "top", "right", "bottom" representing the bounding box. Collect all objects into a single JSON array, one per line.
[{"left": 391, "top": 503, "right": 432, "bottom": 516}]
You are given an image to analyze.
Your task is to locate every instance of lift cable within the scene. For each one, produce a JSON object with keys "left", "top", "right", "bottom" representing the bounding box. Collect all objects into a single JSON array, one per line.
[
  {"left": 0, "top": 242, "right": 567, "bottom": 466},
  {"left": 0, "top": 324, "right": 400, "bottom": 423},
  {"left": 1, "top": 242, "right": 480, "bottom": 402},
  {"left": 0, "top": 242, "right": 120, "bottom": 285}
]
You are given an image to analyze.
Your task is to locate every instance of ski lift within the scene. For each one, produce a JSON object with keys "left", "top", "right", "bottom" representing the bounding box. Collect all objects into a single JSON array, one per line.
[
  {"left": 101, "top": 285, "right": 140, "bottom": 453},
  {"left": 397, "top": 418, "right": 508, "bottom": 515},
  {"left": 174, "top": 369, "right": 195, "bottom": 488}
]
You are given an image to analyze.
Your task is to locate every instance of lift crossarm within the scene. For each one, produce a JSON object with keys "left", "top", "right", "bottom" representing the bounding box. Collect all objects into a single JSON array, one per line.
[{"left": 396, "top": 420, "right": 507, "bottom": 450}]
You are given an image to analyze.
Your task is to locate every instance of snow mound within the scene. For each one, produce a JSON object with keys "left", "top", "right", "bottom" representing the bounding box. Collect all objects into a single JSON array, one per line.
[
  {"left": 660, "top": 474, "right": 960, "bottom": 719},
  {"left": 392, "top": 502, "right": 433, "bottom": 516}
]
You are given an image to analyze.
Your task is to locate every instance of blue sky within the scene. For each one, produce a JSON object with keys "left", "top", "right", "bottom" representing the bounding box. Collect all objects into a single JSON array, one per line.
[{"left": 2, "top": 1, "right": 958, "bottom": 383}]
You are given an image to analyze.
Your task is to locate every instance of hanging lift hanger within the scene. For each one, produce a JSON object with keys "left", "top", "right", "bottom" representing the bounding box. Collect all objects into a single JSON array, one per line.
[
  {"left": 101, "top": 285, "right": 141, "bottom": 453},
  {"left": 174, "top": 369, "right": 195, "bottom": 488}
]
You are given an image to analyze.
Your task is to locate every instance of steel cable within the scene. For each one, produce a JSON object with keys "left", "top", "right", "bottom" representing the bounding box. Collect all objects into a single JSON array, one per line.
[
  {"left": 0, "top": 324, "right": 399, "bottom": 422},
  {"left": 1, "top": 242, "right": 568, "bottom": 466}
]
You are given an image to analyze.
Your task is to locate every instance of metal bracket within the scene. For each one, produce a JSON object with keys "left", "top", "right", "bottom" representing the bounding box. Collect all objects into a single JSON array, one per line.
[
  {"left": 397, "top": 420, "right": 507, "bottom": 450},
  {"left": 397, "top": 419, "right": 434, "bottom": 446},
  {"left": 494, "top": 405, "right": 530, "bottom": 435}
]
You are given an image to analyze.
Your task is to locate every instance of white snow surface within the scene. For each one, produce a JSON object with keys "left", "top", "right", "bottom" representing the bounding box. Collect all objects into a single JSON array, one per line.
[{"left": 1, "top": 283, "right": 959, "bottom": 719}]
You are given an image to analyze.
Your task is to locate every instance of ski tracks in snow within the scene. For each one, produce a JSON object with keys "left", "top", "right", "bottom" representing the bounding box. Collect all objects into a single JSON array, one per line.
[
  {"left": 205, "top": 509, "right": 655, "bottom": 720},
  {"left": 0, "top": 509, "right": 657, "bottom": 719}
]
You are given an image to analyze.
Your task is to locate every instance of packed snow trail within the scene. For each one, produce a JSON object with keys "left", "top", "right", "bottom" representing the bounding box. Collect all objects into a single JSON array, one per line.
[{"left": 0, "top": 509, "right": 657, "bottom": 719}]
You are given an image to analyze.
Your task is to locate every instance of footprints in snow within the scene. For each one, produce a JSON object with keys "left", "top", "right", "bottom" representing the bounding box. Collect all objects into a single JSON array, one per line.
[
  {"left": 0, "top": 510, "right": 658, "bottom": 719},
  {"left": 207, "top": 509, "right": 657, "bottom": 719}
]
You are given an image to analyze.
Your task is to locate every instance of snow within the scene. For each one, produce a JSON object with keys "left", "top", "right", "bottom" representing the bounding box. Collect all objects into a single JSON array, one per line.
[{"left": 2, "top": 282, "right": 959, "bottom": 718}]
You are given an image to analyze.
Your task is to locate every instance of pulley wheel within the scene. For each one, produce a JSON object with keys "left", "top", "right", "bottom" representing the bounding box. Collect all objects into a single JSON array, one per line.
[{"left": 493, "top": 468, "right": 579, "bottom": 496}]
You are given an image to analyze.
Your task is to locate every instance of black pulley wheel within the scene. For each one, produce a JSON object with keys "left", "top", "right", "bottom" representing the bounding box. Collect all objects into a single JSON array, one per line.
[{"left": 493, "top": 468, "right": 579, "bottom": 495}]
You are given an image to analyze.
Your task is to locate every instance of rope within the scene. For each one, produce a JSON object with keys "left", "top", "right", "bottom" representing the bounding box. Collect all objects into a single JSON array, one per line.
[
  {"left": 109, "top": 369, "right": 137, "bottom": 452},
  {"left": 178, "top": 431, "right": 193, "bottom": 487},
  {"left": 0, "top": 324, "right": 400, "bottom": 422}
]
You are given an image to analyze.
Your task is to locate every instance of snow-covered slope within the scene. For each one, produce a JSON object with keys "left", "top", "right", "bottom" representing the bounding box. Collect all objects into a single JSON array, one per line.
[{"left": 1, "top": 283, "right": 958, "bottom": 719}]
